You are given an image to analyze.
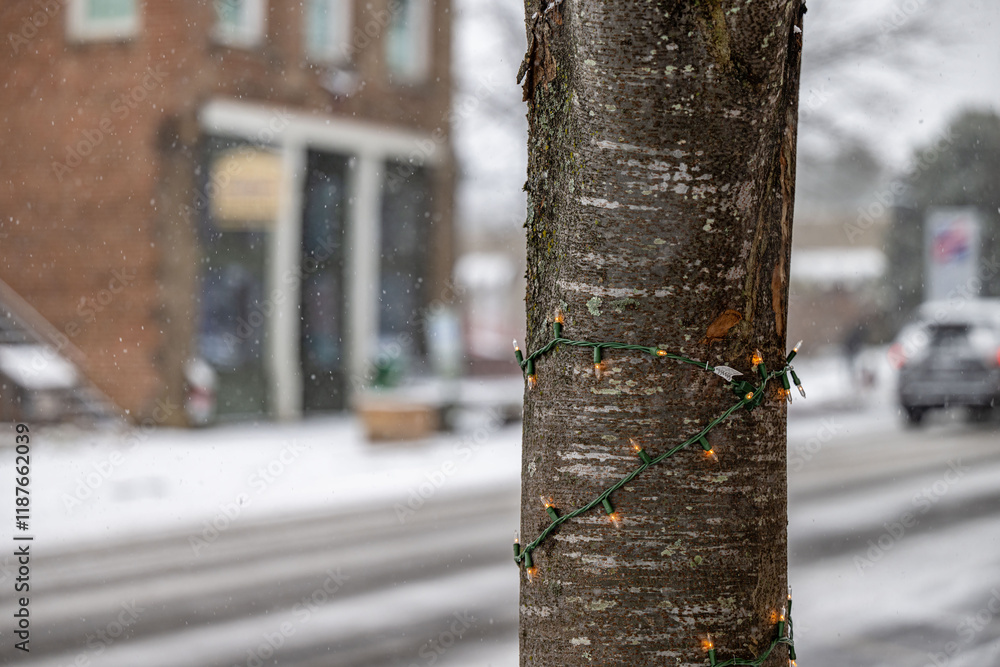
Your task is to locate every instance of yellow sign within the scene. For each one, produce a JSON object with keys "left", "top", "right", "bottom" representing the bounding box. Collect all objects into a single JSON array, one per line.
[{"left": 209, "top": 148, "right": 282, "bottom": 230}]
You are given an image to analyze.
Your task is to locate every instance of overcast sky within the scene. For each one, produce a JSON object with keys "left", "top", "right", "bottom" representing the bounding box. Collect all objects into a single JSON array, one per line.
[
  {"left": 801, "top": 0, "right": 1000, "bottom": 165},
  {"left": 452, "top": 0, "right": 1000, "bottom": 231}
]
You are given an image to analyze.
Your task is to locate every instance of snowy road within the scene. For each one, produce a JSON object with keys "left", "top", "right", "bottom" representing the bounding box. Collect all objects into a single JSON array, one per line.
[
  {"left": 789, "top": 411, "right": 1000, "bottom": 667},
  {"left": 0, "top": 486, "right": 520, "bottom": 667}
]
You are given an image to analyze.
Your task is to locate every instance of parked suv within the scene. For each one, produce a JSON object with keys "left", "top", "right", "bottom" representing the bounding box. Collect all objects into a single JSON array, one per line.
[{"left": 893, "top": 299, "right": 1000, "bottom": 425}]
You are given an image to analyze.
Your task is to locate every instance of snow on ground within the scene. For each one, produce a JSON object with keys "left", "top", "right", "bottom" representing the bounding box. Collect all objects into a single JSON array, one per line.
[
  {"left": 4, "top": 346, "right": 900, "bottom": 553},
  {"left": 788, "top": 344, "right": 903, "bottom": 437},
  {"left": 14, "top": 411, "right": 522, "bottom": 552}
]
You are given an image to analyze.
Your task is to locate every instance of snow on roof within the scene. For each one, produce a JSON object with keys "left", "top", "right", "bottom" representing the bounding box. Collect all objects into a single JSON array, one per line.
[
  {"left": 790, "top": 247, "right": 886, "bottom": 287},
  {"left": 0, "top": 344, "right": 78, "bottom": 390}
]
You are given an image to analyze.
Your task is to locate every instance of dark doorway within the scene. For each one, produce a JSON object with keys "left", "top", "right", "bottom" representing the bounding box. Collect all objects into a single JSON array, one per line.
[{"left": 300, "top": 151, "right": 349, "bottom": 412}]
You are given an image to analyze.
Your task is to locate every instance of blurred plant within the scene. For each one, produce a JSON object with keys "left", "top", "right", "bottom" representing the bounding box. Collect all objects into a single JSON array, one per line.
[{"left": 371, "top": 353, "right": 404, "bottom": 388}]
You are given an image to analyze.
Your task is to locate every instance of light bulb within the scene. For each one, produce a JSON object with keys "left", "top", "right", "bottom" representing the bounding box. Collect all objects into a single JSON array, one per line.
[
  {"left": 631, "top": 438, "right": 653, "bottom": 464},
  {"left": 791, "top": 367, "right": 805, "bottom": 398},
  {"left": 553, "top": 308, "right": 564, "bottom": 324},
  {"left": 656, "top": 349, "right": 668, "bottom": 357},
  {"left": 527, "top": 374, "right": 537, "bottom": 390},
  {"left": 752, "top": 349, "right": 763, "bottom": 368}
]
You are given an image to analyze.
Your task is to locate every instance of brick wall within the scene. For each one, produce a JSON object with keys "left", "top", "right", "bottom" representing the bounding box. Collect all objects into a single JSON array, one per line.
[{"left": 0, "top": 0, "right": 454, "bottom": 421}]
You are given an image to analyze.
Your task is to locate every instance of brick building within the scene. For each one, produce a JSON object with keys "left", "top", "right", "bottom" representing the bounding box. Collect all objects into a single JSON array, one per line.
[{"left": 0, "top": 0, "right": 455, "bottom": 423}]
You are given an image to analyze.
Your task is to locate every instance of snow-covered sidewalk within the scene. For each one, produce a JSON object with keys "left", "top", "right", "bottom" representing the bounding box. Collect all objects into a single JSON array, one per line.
[{"left": 10, "top": 411, "right": 522, "bottom": 552}]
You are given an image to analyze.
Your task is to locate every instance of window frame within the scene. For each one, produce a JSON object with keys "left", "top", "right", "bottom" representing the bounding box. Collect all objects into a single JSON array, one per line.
[
  {"left": 67, "top": 0, "right": 140, "bottom": 43},
  {"left": 303, "top": 0, "right": 353, "bottom": 65},
  {"left": 212, "top": 0, "right": 267, "bottom": 50}
]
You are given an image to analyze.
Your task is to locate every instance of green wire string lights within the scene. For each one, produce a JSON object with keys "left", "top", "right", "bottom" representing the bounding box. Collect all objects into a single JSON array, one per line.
[
  {"left": 701, "top": 587, "right": 797, "bottom": 666},
  {"left": 512, "top": 313, "right": 805, "bottom": 665}
]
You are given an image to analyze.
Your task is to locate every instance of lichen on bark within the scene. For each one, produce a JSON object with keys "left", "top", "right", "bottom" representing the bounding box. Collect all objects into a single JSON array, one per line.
[{"left": 518, "top": 0, "right": 804, "bottom": 665}]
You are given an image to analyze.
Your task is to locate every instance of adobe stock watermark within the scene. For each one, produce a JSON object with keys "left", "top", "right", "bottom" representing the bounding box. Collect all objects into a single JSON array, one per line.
[
  {"left": 924, "top": 588, "right": 1000, "bottom": 667},
  {"left": 337, "top": 0, "right": 403, "bottom": 62},
  {"left": 843, "top": 125, "right": 955, "bottom": 244},
  {"left": 189, "top": 440, "right": 308, "bottom": 556},
  {"left": 348, "top": 279, "right": 467, "bottom": 392},
  {"left": 788, "top": 417, "right": 846, "bottom": 472},
  {"left": 7, "top": 0, "right": 68, "bottom": 55},
  {"left": 179, "top": 110, "right": 292, "bottom": 220},
  {"left": 207, "top": 232, "right": 338, "bottom": 358},
  {"left": 878, "top": 0, "right": 931, "bottom": 37},
  {"left": 853, "top": 459, "right": 967, "bottom": 574},
  {"left": 385, "top": 73, "right": 499, "bottom": 193},
  {"left": 887, "top": 256, "right": 1000, "bottom": 369},
  {"left": 14, "top": 266, "right": 136, "bottom": 386},
  {"left": 407, "top": 611, "right": 476, "bottom": 667},
  {"left": 799, "top": 83, "right": 830, "bottom": 118},
  {"left": 394, "top": 408, "right": 506, "bottom": 523},
  {"left": 75, "top": 600, "right": 145, "bottom": 664},
  {"left": 60, "top": 396, "right": 181, "bottom": 511},
  {"left": 232, "top": 567, "right": 349, "bottom": 667},
  {"left": 52, "top": 65, "right": 168, "bottom": 182}
]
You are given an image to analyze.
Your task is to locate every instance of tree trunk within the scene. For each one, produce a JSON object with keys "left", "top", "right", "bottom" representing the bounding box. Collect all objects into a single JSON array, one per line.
[{"left": 517, "top": 1, "right": 804, "bottom": 665}]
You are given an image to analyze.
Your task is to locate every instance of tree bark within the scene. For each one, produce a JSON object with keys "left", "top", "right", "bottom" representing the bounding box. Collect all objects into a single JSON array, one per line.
[{"left": 518, "top": 1, "right": 804, "bottom": 665}]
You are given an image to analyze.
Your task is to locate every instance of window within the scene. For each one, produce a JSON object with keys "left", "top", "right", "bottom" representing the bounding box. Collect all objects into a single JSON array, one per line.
[
  {"left": 304, "top": 0, "right": 352, "bottom": 63},
  {"left": 378, "top": 162, "right": 432, "bottom": 358},
  {"left": 385, "top": 0, "right": 431, "bottom": 83},
  {"left": 213, "top": 0, "right": 266, "bottom": 49},
  {"left": 67, "top": 0, "right": 139, "bottom": 42}
]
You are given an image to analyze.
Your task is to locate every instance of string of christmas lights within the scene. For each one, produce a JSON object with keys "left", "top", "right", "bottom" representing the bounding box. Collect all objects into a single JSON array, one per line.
[
  {"left": 512, "top": 312, "right": 803, "bottom": 665},
  {"left": 703, "top": 588, "right": 797, "bottom": 665}
]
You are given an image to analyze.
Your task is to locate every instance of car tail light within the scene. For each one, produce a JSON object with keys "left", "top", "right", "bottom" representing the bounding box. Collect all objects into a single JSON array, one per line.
[
  {"left": 996, "top": 347, "right": 1000, "bottom": 366},
  {"left": 888, "top": 343, "right": 907, "bottom": 369}
]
